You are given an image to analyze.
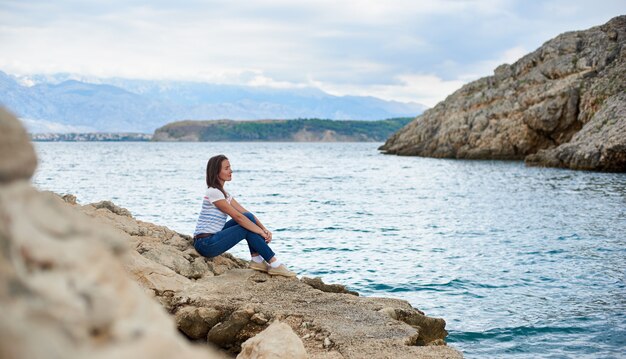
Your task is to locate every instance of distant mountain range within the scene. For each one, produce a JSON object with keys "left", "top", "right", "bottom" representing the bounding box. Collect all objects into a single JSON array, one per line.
[{"left": 0, "top": 71, "right": 426, "bottom": 133}]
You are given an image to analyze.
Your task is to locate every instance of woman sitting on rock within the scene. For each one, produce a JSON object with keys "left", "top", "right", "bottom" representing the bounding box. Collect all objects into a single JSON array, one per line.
[{"left": 192, "top": 154, "right": 296, "bottom": 277}]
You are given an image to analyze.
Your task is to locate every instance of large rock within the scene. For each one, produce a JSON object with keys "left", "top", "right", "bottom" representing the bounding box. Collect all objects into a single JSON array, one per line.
[
  {"left": 0, "top": 107, "right": 37, "bottom": 183},
  {"left": 176, "top": 306, "right": 224, "bottom": 339},
  {"left": 0, "top": 183, "right": 226, "bottom": 359},
  {"left": 207, "top": 307, "right": 254, "bottom": 347},
  {"left": 0, "top": 110, "right": 224, "bottom": 359},
  {"left": 237, "top": 321, "right": 307, "bottom": 359},
  {"left": 380, "top": 16, "right": 626, "bottom": 172}
]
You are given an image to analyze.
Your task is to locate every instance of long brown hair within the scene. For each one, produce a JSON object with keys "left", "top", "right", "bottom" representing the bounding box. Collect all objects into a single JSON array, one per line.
[{"left": 206, "top": 154, "right": 229, "bottom": 199}]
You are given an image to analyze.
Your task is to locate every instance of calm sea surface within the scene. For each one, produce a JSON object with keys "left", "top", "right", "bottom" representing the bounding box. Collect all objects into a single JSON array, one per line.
[{"left": 32, "top": 142, "right": 626, "bottom": 358}]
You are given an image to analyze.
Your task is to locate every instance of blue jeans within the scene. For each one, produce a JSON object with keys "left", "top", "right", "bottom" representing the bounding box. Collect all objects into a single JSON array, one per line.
[{"left": 194, "top": 212, "right": 276, "bottom": 262}]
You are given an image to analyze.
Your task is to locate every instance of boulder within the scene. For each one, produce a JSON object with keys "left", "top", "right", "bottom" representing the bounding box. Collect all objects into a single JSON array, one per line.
[
  {"left": 207, "top": 308, "right": 254, "bottom": 347},
  {"left": 0, "top": 183, "right": 225, "bottom": 359},
  {"left": 176, "top": 306, "right": 224, "bottom": 339},
  {"left": 237, "top": 321, "right": 307, "bottom": 359},
  {"left": 0, "top": 112, "right": 225, "bottom": 359},
  {"left": 0, "top": 107, "right": 37, "bottom": 183}
]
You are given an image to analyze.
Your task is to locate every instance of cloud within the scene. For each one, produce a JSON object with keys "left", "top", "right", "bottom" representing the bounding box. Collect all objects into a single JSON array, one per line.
[
  {"left": 310, "top": 73, "right": 466, "bottom": 107},
  {"left": 457, "top": 45, "right": 529, "bottom": 82},
  {"left": 0, "top": 0, "right": 623, "bottom": 105}
]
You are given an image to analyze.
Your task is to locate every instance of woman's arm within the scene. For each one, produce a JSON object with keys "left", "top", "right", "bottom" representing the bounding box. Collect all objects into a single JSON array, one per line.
[
  {"left": 213, "top": 200, "right": 268, "bottom": 239},
  {"left": 230, "top": 198, "right": 268, "bottom": 230}
]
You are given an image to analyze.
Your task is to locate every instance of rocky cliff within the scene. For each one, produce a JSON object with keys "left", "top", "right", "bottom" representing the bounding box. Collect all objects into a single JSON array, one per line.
[
  {"left": 0, "top": 107, "right": 462, "bottom": 358},
  {"left": 380, "top": 16, "right": 626, "bottom": 172}
]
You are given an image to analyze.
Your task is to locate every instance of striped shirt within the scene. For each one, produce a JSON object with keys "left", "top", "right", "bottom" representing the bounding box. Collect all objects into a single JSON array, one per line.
[{"left": 194, "top": 187, "right": 233, "bottom": 236}]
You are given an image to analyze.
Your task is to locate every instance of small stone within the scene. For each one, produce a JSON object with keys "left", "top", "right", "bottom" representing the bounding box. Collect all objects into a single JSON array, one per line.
[
  {"left": 251, "top": 313, "right": 268, "bottom": 325},
  {"left": 315, "top": 333, "right": 324, "bottom": 341},
  {"left": 175, "top": 306, "right": 215, "bottom": 339},
  {"left": 301, "top": 276, "right": 359, "bottom": 296},
  {"left": 428, "top": 339, "right": 446, "bottom": 346},
  {"left": 92, "top": 200, "right": 133, "bottom": 217},
  {"left": 405, "top": 332, "right": 420, "bottom": 346},
  {"left": 237, "top": 321, "right": 307, "bottom": 359},
  {"left": 379, "top": 307, "right": 398, "bottom": 320},
  {"left": 251, "top": 274, "right": 268, "bottom": 283},
  {"left": 62, "top": 194, "right": 77, "bottom": 205},
  {"left": 207, "top": 308, "right": 252, "bottom": 346},
  {"left": 323, "top": 337, "right": 333, "bottom": 349},
  {"left": 302, "top": 334, "right": 311, "bottom": 340},
  {"left": 197, "top": 307, "right": 223, "bottom": 327}
]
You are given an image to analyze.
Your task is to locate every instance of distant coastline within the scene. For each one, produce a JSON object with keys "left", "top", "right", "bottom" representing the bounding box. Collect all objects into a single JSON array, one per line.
[
  {"left": 31, "top": 132, "right": 152, "bottom": 142},
  {"left": 153, "top": 117, "right": 413, "bottom": 142},
  {"left": 30, "top": 118, "right": 415, "bottom": 142}
]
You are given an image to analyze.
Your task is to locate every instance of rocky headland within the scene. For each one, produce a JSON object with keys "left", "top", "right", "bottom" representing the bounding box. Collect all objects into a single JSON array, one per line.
[
  {"left": 0, "top": 107, "right": 462, "bottom": 358},
  {"left": 152, "top": 118, "right": 413, "bottom": 142},
  {"left": 380, "top": 15, "right": 626, "bottom": 172}
]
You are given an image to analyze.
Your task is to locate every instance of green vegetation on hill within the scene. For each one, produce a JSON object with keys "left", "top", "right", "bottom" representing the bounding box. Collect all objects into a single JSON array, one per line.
[{"left": 153, "top": 118, "right": 414, "bottom": 142}]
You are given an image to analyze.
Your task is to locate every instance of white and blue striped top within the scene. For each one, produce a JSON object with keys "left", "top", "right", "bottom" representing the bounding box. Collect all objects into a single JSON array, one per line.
[{"left": 194, "top": 187, "right": 233, "bottom": 236}]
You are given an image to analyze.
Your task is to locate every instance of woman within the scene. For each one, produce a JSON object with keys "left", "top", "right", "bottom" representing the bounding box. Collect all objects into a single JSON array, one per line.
[{"left": 193, "top": 154, "right": 296, "bottom": 277}]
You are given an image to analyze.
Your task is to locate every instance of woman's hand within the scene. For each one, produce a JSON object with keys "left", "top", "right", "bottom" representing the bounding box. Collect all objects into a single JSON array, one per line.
[
  {"left": 262, "top": 229, "right": 273, "bottom": 243},
  {"left": 257, "top": 228, "right": 270, "bottom": 242}
]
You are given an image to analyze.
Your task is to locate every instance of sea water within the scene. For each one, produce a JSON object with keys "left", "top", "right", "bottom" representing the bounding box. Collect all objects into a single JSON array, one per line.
[{"left": 32, "top": 142, "right": 626, "bottom": 358}]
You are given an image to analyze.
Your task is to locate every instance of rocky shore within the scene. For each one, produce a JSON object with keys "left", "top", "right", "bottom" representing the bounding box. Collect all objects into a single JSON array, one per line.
[
  {"left": 380, "top": 16, "right": 625, "bottom": 172},
  {"left": 0, "top": 107, "right": 462, "bottom": 358}
]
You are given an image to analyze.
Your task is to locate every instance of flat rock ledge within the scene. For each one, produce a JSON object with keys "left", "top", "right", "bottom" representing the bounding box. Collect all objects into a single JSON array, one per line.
[{"left": 75, "top": 197, "right": 462, "bottom": 358}]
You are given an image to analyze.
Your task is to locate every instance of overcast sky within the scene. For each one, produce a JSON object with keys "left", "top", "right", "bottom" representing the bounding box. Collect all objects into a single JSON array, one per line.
[{"left": 0, "top": 1, "right": 623, "bottom": 106}]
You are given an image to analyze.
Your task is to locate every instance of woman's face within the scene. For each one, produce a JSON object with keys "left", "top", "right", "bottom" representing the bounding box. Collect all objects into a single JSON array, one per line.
[{"left": 219, "top": 159, "right": 233, "bottom": 182}]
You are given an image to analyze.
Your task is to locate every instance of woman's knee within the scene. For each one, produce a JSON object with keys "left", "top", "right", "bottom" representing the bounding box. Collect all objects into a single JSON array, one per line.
[{"left": 243, "top": 212, "right": 256, "bottom": 223}]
